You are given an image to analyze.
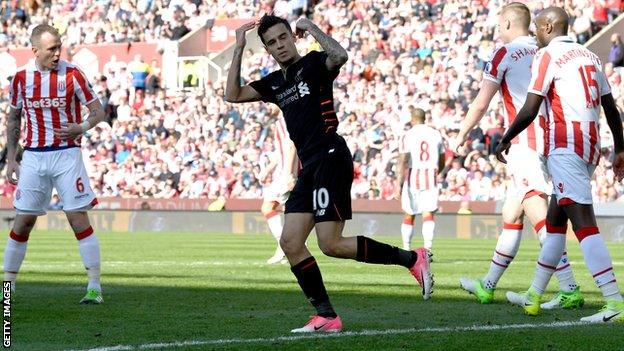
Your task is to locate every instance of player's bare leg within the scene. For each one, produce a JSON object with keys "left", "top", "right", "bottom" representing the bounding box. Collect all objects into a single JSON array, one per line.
[
  {"left": 281, "top": 213, "right": 341, "bottom": 332},
  {"left": 314, "top": 220, "right": 433, "bottom": 300},
  {"left": 262, "top": 200, "right": 286, "bottom": 264},
  {"left": 522, "top": 193, "right": 583, "bottom": 309},
  {"left": 66, "top": 211, "right": 102, "bottom": 304},
  {"left": 3, "top": 214, "right": 37, "bottom": 292},
  {"left": 507, "top": 196, "right": 568, "bottom": 314}
]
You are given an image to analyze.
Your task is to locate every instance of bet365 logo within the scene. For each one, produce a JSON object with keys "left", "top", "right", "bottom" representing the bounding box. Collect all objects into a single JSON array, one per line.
[
  {"left": 26, "top": 97, "right": 67, "bottom": 109},
  {"left": 297, "top": 82, "right": 309, "bottom": 96}
]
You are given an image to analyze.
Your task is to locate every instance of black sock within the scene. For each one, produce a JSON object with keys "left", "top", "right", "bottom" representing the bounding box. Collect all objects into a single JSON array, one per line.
[
  {"left": 356, "top": 236, "right": 417, "bottom": 268},
  {"left": 291, "top": 256, "right": 337, "bottom": 318}
]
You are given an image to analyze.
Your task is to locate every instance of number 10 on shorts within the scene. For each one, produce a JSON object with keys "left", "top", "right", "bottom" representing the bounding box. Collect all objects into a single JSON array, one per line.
[{"left": 313, "top": 188, "right": 329, "bottom": 216}]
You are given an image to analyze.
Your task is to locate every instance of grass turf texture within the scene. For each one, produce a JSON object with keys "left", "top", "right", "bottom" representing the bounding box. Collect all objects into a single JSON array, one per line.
[{"left": 6, "top": 231, "right": 623, "bottom": 350}]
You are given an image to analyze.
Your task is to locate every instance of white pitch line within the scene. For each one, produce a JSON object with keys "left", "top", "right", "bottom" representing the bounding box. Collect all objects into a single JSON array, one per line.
[
  {"left": 24, "top": 260, "right": 624, "bottom": 270},
  {"left": 74, "top": 320, "right": 591, "bottom": 351}
]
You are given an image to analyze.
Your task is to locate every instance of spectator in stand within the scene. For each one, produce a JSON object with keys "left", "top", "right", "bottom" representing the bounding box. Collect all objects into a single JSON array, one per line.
[
  {"left": 609, "top": 33, "right": 624, "bottom": 67},
  {"left": 128, "top": 54, "right": 151, "bottom": 93},
  {"left": 0, "top": 0, "right": 622, "bottom": 202}
]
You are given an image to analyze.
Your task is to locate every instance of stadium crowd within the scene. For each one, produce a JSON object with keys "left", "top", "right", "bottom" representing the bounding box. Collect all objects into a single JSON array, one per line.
[{"left": 0, "top": 0, "right": 623, "bottom": 203}]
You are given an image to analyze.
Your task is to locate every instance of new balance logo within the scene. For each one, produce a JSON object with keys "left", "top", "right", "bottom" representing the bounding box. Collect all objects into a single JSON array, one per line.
[
  {"left": 297, "top": 82, "right": 309, "bottom": 96},
  {"left": 26, "top": 97, "right": 67, "bottom": 109}
]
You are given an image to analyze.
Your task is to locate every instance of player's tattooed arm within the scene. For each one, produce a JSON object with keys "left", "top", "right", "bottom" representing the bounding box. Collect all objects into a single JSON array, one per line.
[
  {"left": 225, "top": 22, "right": 262, "bottom": 103},
  {"left": 6, "top": 107, "right": 21, "bottom": 161},
  {"left": 83, "top": 100, "right": 107, "bottom": 130},
  {"left": 53, "top": 99, "right": 107, "bottom": 140},
  {"left": 296, "top": 18, "right": 348, "bottom": 72},
  {"left": 5, "top": 107, "right": 22, "bottom": 184}
]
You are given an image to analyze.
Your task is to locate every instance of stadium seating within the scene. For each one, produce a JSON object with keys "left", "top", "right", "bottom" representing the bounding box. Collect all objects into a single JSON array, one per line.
[{"left": 0, "top": 0, "right": 622, "bottom": 203}]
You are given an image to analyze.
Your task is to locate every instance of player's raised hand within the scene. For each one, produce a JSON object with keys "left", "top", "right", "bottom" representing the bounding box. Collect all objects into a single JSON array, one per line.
[
  {"left": 53, "top": 123, "right": 83, "bottom": 141},
  {"left": 495, "top": 140, "right": 511, "bottom": 164},
  {"left": 613, "top": 150, "right": 624, "bottom": 182},
  {"left": 295, "top": 18, "right": 313, "bottom": 38},
  {"left": 6, "top": 160, "right": 20, "bottom": 185},
  {"left": 235, "top": 22, "right": 256, "bottom": 48}
]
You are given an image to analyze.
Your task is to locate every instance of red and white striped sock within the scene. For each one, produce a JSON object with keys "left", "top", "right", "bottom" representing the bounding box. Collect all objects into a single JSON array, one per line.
[
  {"left": 401, "top": 217, "right": 414, "bottom": 250},
  {"left": 421, "top": 214, "right": 435, "bottom": 251},
  {"left": 482, "top": 222, "right": 523, "bottom": 289},
  {"left": 76, "top": 226, "right": 101, "bottom": 292},
  {"left": 576, "top": 227, "right": 622, "bottom": 301},
  {"left": 535, "top": 219, "right": 578, "bottom": 292},
  {"left": 3, "top": 231, "right": 29, "bottom": 291},
  {"left": 531, "top": 222, "right": 566, "bottom": 294}
]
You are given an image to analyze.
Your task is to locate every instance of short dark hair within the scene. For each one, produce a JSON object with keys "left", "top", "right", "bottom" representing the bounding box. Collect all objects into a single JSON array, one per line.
[
  {"left": 257, "top": 14, "right": 292, "bottom": 44},
  {"left": 30, "top": 24, "right": 60, "bottom": 47}
]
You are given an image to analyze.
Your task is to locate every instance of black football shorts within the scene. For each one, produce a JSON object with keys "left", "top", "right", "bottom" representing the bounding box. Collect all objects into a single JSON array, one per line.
[{"left": 285, "top": 145, "right": 353, "bottom": 223}]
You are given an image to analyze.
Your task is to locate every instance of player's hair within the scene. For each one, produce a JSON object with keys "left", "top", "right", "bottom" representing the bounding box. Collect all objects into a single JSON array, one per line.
[
  {"left": 30, "top": 24, "right": 60, "bottom": 47},
  {"left": 412, "top": 108, "right": 426, "bottom": 123},
  {"left": 257, "top": 14, "right": 292, "bottom": 45},
  {"left": 501, "top": 2, "right": 531, "bottom": 29}
]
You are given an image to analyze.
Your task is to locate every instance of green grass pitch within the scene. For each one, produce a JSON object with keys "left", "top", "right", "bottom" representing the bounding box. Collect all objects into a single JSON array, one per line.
[{"left": 6, "top": 230, "right": 623, "bottom": 350}]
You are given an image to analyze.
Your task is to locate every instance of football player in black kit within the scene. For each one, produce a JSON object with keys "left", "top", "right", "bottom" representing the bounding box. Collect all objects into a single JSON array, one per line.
[{"left": 225, "top": 15, "right": 433, "bottom": 333}]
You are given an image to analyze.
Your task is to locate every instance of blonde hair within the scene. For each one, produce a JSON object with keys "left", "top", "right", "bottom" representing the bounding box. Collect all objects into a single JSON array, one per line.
[{"left": 30, "top": 24, "right": 60, "bottom": 47}]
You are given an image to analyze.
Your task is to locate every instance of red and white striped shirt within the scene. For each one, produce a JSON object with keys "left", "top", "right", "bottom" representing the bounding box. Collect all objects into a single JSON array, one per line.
[
  {"left": 399, "top": 124, "right": 444, "bottom": 191},
  {"left": 9, "top": 59, "right": 97, "bottom": 150},
  {"left": 274, "top": 116, "right": 299, "bottom": 174},
  {"left": 484, "top": 36, "right": 548, "bottom": 154},
  {"left": 528, "top": 36, "right": 610, "bottom": 165}
]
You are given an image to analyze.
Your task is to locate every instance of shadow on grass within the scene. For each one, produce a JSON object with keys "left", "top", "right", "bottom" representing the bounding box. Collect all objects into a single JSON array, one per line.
[{"left": 10, "top": 281, "right": 618, "bottom": 351}]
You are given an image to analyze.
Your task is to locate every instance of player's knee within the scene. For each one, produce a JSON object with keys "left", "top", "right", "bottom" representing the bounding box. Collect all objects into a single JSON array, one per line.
[
  {"left": 13, "top": 216, "right": 37, "bottom": 236},
  {"left": 318, "top": 240, "right": 342, "bottom": 258},
  {"left": 66, "top": 213, "right": 90, "bottom": 232},
  {"left": 501, "top": 210, "right": 523, "bottom": 225},
  {"left": 279, "top": 235, "right": 301, "bottom": 255}
]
